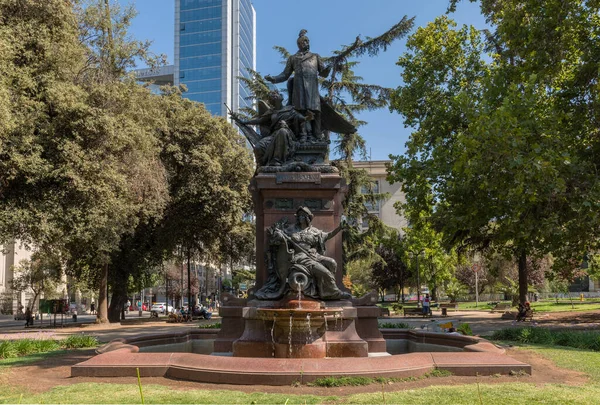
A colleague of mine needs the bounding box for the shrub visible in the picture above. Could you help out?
[0,334,98,360]
[198,322,221,329]
[378,322,413,329]
[311,376,373,387]
[492,327,600,351]
[0,341,17,359]
[427,369,453,377]
[457,323,473,336]
[37,339,61,353]
[63,334,99,349]
[391,302,403,312]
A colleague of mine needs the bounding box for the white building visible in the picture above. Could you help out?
[353,160,408,232]
[0,241,33,315]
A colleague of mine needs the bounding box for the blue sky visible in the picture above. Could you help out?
[126,0,487,161]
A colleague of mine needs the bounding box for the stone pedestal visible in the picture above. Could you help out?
[231,298,369,358]
[250,172,347,290]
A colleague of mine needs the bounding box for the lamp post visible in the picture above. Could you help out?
[472,263,481,308]
[409,250,425,306]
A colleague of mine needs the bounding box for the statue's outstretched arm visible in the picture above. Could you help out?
[324,223,344,242]
[265,57,294,84]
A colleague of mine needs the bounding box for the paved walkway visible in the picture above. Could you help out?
[2,309,595,343]
[0,310,515,342]
[380,310,520,335]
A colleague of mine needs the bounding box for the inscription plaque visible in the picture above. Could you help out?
[276,172,321,184]
[273,199,294,210]
[304,199,322,211]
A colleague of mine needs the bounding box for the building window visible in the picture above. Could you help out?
[361,180,380,195]
[180,23,186,31]
[361,217,370,229]
[362,180,380,212]
[180,71,185,78]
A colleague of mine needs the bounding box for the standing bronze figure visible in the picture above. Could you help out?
[265,30,331,140]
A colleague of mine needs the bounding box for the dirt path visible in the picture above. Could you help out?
[1,345,589,397]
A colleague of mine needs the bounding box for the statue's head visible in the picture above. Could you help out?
[267,89,284,105]
[295,206,314,225]
[275,120,289,130]
[297,29,310,52]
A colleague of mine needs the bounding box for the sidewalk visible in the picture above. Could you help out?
[380,310,518,336]
[3,309,597,343]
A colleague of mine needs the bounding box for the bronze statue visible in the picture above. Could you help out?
[229,31,357,171]
[229,90,304,166]
[255,206,351,300]
[265,30,330,140]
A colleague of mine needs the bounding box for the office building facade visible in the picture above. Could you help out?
[173,0,256,116]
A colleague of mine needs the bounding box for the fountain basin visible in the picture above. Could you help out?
[235,301,362,358]
[72,329,531,384]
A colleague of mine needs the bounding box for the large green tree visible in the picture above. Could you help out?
[158,87,254,308]
[389,1,600,304]
[0,0,169,323]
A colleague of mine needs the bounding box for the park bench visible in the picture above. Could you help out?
[403,307,431,317]
[439,302,459,317]
[491,303,513,313]
[379,307,391,317]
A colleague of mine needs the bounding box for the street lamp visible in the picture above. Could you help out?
[409,250,425,306]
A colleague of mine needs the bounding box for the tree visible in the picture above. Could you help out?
[371,230,409,302]
[232,269,255,296]
[158,86,254,308]
[389,1,600,305]
[11,250,62,312]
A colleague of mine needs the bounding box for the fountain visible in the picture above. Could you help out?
[71,29,532,385]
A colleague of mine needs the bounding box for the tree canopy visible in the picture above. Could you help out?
[389,0,600,304]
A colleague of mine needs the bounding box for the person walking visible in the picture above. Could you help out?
[422,294,431,316]
[24,307,33,327]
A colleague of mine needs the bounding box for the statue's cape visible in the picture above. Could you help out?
[320,97,356,134]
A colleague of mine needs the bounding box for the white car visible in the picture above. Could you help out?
[150,303,174,315]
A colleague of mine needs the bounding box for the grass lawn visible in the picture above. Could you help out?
[379,298,600,312]
[1,343,600,404]
[453,299,600,312]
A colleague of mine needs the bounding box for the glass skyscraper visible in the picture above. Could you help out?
[174,0,256,116]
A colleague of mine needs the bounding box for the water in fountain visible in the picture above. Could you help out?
[297,289,302,309]
[271,314,276,358]
[306,313,312,344]
[323,313,329,357]
[288,313,293,358]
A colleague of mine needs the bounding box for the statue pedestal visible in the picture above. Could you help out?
[250,172,347,290]
[215,172,386,357]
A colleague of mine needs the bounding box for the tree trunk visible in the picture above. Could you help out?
[518,250,528,305]
[96,264,109,323]
[108,267,128,323]
[187,248,192,310]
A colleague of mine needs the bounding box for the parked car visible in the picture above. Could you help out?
[150,303,174,315]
